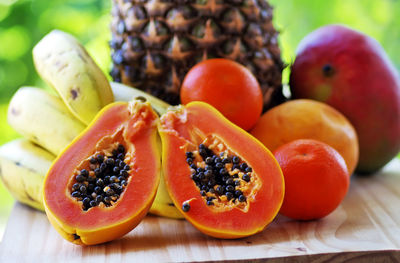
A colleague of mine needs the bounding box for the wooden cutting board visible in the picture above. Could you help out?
[1,160,400,262]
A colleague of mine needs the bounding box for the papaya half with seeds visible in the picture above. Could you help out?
[43,100,161,245]
[159,101,285,239]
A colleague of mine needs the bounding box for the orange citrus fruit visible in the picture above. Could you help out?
[274,139,350,220]
[181,59,263,131]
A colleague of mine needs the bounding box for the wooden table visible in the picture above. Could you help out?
[1,160,399,262]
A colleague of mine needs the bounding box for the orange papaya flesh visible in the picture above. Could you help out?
[43,101,160,245]
[159,101,284,239]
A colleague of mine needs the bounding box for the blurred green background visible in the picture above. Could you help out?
[0,0,399,239]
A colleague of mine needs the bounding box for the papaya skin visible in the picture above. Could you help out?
[43,101,160,245]
[159,101,285,239]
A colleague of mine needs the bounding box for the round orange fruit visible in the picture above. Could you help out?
[180,58,263,131]
[274,139,350,220]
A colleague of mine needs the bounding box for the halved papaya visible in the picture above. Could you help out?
[159,101,285,239]
[43,101,160,245]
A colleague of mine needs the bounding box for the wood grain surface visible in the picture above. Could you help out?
[0,160,399,263]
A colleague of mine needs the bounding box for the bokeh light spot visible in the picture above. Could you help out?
[0,26,31,60]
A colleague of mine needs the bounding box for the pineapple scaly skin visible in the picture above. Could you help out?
[110,0,285,110]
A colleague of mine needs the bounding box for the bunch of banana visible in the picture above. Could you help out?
[1,30,183,219]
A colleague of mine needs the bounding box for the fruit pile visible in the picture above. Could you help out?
[1,30,182,221]
[0,3,399,247]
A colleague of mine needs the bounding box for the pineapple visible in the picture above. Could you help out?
[110,0,285,110]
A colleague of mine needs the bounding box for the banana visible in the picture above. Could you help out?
[32,30,114,125]
[0,139,55,211]
[7,87,86,156]
[150,171,184,219]
[111,82,170,115]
